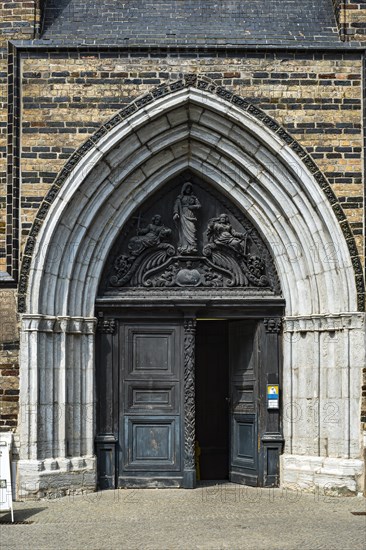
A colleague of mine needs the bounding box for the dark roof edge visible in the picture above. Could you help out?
[8,39,366,53]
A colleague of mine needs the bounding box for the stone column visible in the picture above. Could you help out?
[281,313,365,495]
[17,315,97,499]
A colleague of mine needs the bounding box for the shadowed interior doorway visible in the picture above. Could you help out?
[195,320,229,480]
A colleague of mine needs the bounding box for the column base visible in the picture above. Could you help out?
[281,454,364,496]
[183,469,196,489]
[16,457,97,500]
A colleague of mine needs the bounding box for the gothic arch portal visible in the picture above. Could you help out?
[17,77,364,497]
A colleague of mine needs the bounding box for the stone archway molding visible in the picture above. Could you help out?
[16,74,364,498]
[18,74,364,314]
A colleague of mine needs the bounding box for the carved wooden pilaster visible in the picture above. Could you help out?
[183,318,196,488]
[260,317,283,486]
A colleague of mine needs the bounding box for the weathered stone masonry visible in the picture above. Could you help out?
[15,78,364,496]
[0,1,365,496]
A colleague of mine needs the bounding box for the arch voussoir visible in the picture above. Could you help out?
[16,79,364,500]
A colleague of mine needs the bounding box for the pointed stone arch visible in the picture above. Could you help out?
[18,74,363,315]
[17,75,364,498]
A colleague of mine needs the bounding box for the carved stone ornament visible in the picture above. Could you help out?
[97,316,117,334]
[173,182,201,254]
[264,318,282,333]
[109,214,174,287]
[102,177,281,294]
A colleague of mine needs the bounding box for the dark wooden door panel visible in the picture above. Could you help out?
[96,312,283,489]
[229,320,259,485]
[123,416,180,470]
[258,319,283,487]
[124,325,178,379]
[230,414,258,485]
[125,381,178,413]
[119,320,183,486]
[96,438,116,490]
[232,384,255,413]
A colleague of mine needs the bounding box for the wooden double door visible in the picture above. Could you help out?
[95,312,283,489]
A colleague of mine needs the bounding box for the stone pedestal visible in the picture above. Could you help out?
[17,315,97,499]
[281,313,365,495]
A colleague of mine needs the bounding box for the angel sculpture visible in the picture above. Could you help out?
[206,213,248,256]
[128,215,171,256]
[204,213,268,288]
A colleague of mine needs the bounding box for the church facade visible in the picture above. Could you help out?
[0,1,365,498]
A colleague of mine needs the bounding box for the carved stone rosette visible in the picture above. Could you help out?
[183,318,196,483]
[97,315,116,334]
[264,318,282,333]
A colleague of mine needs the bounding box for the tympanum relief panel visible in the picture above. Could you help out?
[99,173,280,296]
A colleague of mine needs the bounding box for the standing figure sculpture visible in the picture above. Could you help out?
[173,182,201,254]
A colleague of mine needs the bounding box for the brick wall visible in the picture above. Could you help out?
[0,1,39,44]
[0,289,19,432]
[341,1,366,40]
[18,51,364,265]
[0,1,41,431]
[332,0,342,27]
[0,1,41,272]
[331,2,366,41]
[0,48,5,272]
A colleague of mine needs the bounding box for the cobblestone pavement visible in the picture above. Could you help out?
[1,484,365,550]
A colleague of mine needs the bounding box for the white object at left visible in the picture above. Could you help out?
[0,432,14,522]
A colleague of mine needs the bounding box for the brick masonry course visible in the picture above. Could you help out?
[0,1,41,273]
[343,1,366,41]
[17,51,364,264]
[0,289,19,432]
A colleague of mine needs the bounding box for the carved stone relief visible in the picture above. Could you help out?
[101,175,281,294]
[173,182,201,254]
[264,318,282,333]
[96,315,116,334]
